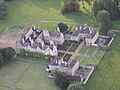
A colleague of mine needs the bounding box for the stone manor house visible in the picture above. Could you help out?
[16,25,114,84]
[16,25,113,56]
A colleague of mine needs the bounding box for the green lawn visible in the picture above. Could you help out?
[0,0,98,35]
[0,0,120,90]
[86,46,96,55]
[80,57,100,65]
[15,63,59,90]
[95,50,106,60]
[0,87,10,90]
[79,46,89,54]
[77,46,107,66]
[0,60,59,90]
[0,61,30,86]
[75,55,82,61]
[84,33,120,90]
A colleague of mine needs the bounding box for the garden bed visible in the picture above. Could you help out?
[58,53,64,57]
[19,49,52,61]
[68,44,79,52]
[63,54,72,62]
[57,41,71,51]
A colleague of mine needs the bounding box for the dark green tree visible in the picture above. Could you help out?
[114,0,120,5]
[102,0,120,20]
[54,71,70,90]
[4,0,12,1]
[0,47,16,62]
[93,0,120,20]
[61,0,80,13]
[0,53,4,66]
[57,22,68,33]
[93,0,104,17]
[118,1,120,8]
[0,0,6,18]
[78,0,93,13]
[78,0,93,8]
[67,83,84,90]
[97,10,112,35]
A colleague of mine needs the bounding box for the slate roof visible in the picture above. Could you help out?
[86,29,97,39]
[50,56,78,68]
[19,26,55,51]
[94,36,113,46]
[49,31,61,38]
[65,27,98,39]
[72,30,79,36]
[64,34,71,40]
[78,27,90,34]
[78,27,98,39]
[69,59,77,68]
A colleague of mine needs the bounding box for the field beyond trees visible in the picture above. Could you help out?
[0,0,120,90]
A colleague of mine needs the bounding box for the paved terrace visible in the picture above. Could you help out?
[58,50,74,55]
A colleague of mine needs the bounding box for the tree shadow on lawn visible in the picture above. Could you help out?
[63,11,99,27]
[112,19,120,29]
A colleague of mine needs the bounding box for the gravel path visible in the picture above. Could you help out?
[16,57,49,65]
[23,20,85,26]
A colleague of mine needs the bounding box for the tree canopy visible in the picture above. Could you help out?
[93,0,120,20]
[61,0,80,13]
[0,0,6,19]
[54,71,71,90]
[57,22,68,33]
[4,0,12,1]
[0,47,16,65]
[0,53,4,67]
[114,0,120,5]
[97,10,112,34]
[67,83,84,90]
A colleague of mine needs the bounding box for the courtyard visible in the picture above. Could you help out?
[57,40,106,65]
[76,46,106,65]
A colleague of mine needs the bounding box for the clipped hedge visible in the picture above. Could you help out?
[19,49,52,60]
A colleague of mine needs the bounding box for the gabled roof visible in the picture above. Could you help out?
[78,27,90,34]
[77,27,98,39]
[50,56,78,68]
[49,31,61,38]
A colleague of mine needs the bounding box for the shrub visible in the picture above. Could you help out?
[19,49,51,60]
[0,47,16,62]
[57,22,68,33]
[61,0,80,13]
[54,71,71,90]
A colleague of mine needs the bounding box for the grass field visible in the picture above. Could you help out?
[0,0,120,90]
[76,46,106,65]
[0,61,30,86]
[85,46,96,55]
[0,0,98,35]
[79,46,89,54]
[80,57,100,65]
[84,33,120,90]
[0,60,59,90]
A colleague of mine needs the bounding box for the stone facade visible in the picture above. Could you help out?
[85,30,99,46]
[16,26,65,56]
[48,57,80,76]
[16,25,113,57]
